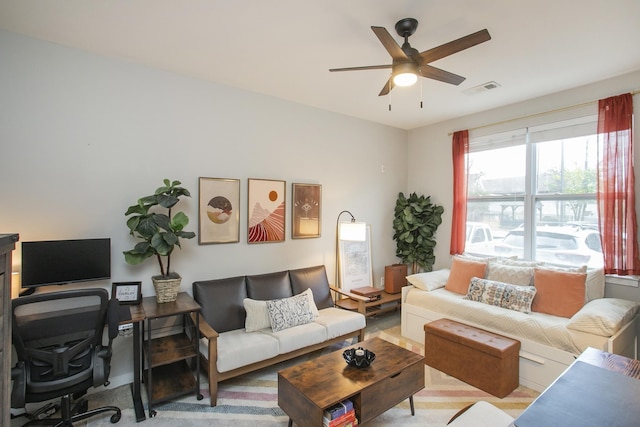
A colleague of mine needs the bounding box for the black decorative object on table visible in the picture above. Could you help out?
[343,347,376,369]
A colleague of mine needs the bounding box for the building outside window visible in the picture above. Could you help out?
[465,115,604,269]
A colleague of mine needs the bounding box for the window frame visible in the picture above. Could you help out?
[465,114,601,267]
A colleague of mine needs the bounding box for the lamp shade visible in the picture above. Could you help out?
[338,221,367,241]
[393,62,418,87]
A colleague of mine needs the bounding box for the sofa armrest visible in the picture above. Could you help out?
[192,312,220,340]
[329,285,371,302]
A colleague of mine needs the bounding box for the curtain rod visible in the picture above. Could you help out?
[448,88,640,136]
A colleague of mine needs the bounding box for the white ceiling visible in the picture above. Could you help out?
[1,1,639,130]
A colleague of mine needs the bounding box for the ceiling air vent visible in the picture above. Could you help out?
[463,81,501,96]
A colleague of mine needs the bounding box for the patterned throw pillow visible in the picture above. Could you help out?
[266,293,315,332]
[465,277,536,314]
[466,277,505,306]
[501,283,537,313]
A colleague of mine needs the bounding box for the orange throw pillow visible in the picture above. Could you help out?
[445,257,487,295]
[532,268,587,318]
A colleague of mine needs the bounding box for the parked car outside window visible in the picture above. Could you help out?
[494,225,603,268]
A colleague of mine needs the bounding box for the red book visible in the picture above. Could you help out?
[324,409,356,427]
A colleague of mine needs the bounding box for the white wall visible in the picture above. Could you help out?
[408,70,640,271]
[0,30,408,386]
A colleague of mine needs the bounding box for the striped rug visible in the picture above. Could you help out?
[85,327,538,426]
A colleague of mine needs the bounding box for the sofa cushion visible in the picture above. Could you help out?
[567,298,640,337]
[204,329,279,373]
[465,277,536,313]
[246,270,293,300]
[406,268,450,291]
[260,322,328,354]
[243,298,271,332]
[193,276,247,333]
[486,262,534,286]
[244,288,319,333]
[266,292,315,332]
[290,265,334,309]
[314,307,366,339]
[445,257,488,294]
[532,268,587,318]
[465,277,506,307]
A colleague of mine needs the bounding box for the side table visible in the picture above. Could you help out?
[335,290,402,317]
[141,292,203,417]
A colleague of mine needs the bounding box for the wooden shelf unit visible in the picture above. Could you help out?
[141,292,202,416]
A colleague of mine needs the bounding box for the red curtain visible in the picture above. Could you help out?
[450,130,469,255]
[597,93,640,275]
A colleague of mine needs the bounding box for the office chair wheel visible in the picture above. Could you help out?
[149,409,157,417]
[197,393,203,400]
[78,399,89,414]
[110,412,121,423]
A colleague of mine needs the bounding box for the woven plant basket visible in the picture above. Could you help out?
[152,274,182,303]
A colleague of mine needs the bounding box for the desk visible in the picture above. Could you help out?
[119,303,146,422]
[514,347,640,427]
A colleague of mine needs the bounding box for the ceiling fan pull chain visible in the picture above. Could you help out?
[388,79,392,111]
[420,78,424,109]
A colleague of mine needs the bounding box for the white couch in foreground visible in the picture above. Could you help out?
[401,257,639,392]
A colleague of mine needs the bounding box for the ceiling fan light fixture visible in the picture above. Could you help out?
[392,62,418,87]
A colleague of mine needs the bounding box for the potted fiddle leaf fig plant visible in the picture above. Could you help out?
[392,192,444,274]
[124,179,196,303]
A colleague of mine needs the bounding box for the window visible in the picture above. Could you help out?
[465,116,604,269]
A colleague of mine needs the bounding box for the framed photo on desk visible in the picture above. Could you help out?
[112,281,142,305]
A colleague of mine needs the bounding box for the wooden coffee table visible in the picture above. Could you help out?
[278,337,424,427]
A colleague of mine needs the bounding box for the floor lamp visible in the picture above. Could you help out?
[335,210,367,289]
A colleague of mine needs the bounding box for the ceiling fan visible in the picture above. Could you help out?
[329,18,491,96]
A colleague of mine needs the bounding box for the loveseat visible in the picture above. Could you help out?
[193,265,366,406]
[401,256,640,392]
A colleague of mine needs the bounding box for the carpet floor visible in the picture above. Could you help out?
[11,312,539,426]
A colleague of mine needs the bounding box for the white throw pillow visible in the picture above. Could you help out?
[585,268,605,302]
[243,298,271,332]
[301,287,320,317]
[406,268,450,291]
[567,298,639,337]
[486,262,535,286]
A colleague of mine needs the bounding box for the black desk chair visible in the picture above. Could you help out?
[11,288,121,426]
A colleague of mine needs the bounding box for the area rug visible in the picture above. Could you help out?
[81,327,538,427]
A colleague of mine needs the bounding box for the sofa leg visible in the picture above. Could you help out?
[358,329,365,342]
[209,380,218,407]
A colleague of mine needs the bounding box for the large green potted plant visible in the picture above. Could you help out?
[124,179,196,303]
[392,192,444,274]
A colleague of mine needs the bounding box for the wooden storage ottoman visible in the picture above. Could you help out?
[424,319,520,398]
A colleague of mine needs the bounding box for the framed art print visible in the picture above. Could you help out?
[112,281,142,305]
[338,225,373,292]
[199,177,240,244]
[247,178,285,243]
[292,183,321,238]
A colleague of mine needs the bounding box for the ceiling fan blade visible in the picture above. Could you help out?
[416,29,491,65]
[418,64,466,85]
[371,26,408,61]
[329,64,392,72]
[378,78,395,96]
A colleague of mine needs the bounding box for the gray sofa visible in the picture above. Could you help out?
[193,265,366,406]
